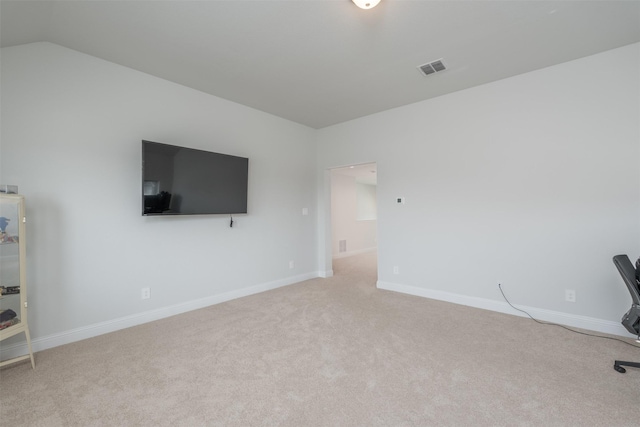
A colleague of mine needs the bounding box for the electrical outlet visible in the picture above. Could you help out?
[289,260,294,269]
[565,289,576,303]
[141,287,151,300]
[393,266,399,275]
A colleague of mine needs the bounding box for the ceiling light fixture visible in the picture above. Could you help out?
[352,0,380,10]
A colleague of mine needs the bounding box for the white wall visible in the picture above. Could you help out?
[0,43,318,351]
[330,172,377,258]
[2,41,638,357]
[317,43,640,335]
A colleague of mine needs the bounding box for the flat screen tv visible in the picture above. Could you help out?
[142,140,248,216]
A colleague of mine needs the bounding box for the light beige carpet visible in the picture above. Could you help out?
[1,251,639,426]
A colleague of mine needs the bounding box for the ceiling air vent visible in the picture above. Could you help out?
[418,59,446,77]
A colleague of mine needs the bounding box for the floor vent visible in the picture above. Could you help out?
[418,59,446,76]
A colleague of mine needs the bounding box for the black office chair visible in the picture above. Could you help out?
[612,254,640,373]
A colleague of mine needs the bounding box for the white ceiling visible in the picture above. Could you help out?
[1,0,639,129]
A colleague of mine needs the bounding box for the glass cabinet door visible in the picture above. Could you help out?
[0,193,34,368]
[0,195,23,331]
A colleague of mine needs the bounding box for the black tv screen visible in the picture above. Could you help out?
[142,140,248,216]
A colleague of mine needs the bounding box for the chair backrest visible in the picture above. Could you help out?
[613,254,640,306]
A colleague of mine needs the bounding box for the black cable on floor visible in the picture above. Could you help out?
[498,283,640,349]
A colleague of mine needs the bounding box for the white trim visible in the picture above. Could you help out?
[376,280,636,338]
[332,246,377,259]
[0,272,319,362]
[318,270,334,278]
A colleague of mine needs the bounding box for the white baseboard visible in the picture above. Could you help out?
[333,246,377,259]
[0,271,319,362]
[318,270,334,278]
[376,280,636,339]
[5,274,633,362]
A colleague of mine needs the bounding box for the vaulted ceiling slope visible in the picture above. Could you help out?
[1,0,639,129]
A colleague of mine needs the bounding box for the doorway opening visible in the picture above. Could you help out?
[329,163,378,281]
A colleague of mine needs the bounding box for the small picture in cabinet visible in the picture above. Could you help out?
[0,209,19,244]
